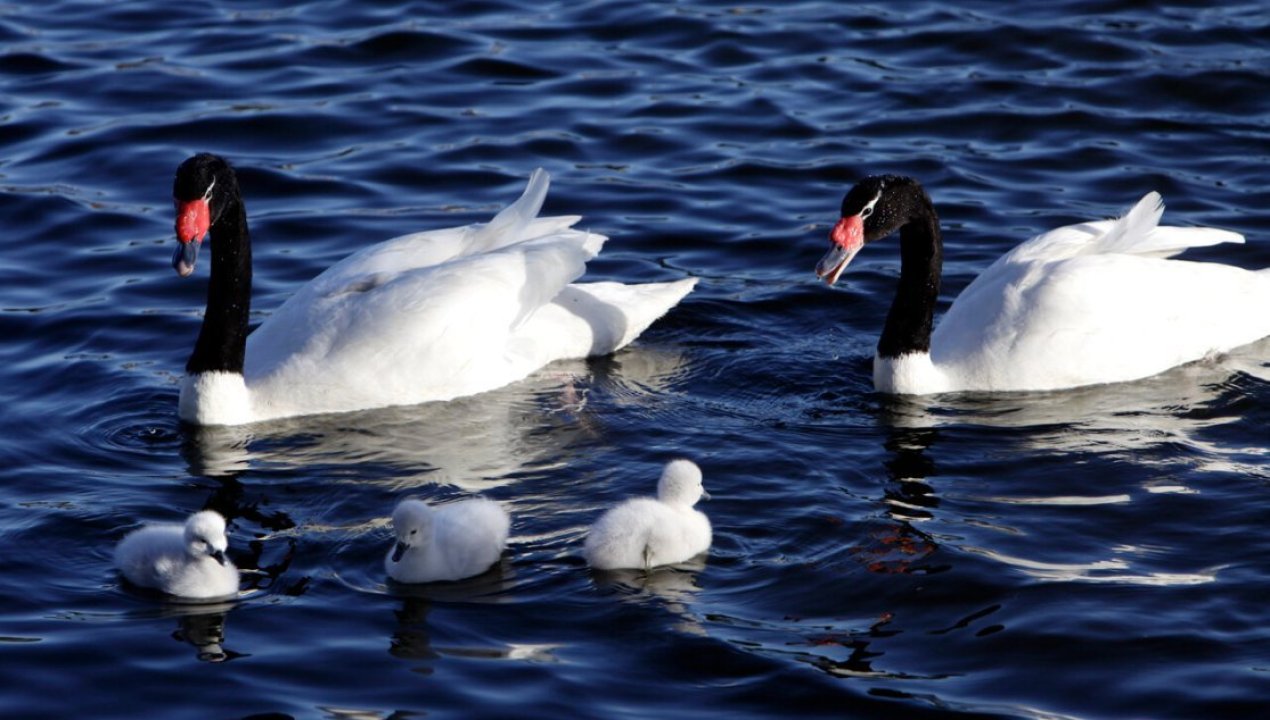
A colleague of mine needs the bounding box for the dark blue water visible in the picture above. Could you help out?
[3,1,1269,717]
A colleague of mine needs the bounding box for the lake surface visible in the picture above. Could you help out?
[2,1,1268,717]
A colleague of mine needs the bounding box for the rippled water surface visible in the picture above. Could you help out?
[2,1,1269,718]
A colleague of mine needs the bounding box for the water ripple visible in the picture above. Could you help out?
[1,0,1268,718]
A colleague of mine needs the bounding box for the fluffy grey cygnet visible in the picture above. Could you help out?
[114,510,239,600]
[385,497,510,583]
[583,459,712,571]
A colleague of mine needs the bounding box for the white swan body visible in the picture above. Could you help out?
[915,195,1270,393]
[114,510,239,600]
[819,176,1270,394]
[172,156,696,425]
[584,459,712,571]
[385,498,510,583]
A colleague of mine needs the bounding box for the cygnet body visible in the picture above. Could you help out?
[584,459,712,570]
[114,510,239,600]
[385,497,510,583]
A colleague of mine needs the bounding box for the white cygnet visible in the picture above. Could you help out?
[114,510,239,600]
[385,497,510,583]
[584,459,712,571]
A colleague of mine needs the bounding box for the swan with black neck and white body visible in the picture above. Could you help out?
[170,154,697,426]
[816,175,1270,394]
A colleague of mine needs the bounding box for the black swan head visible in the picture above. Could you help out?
[172,153,241,277]
[816,174,935,286]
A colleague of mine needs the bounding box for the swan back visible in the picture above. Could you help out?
[992,192,1244,269]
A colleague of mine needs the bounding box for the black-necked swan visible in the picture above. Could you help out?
[114,510,239,600]
[170,154,697,425]
[815,175,1270,394]
[385,497,510,583]
[583,459,711,571]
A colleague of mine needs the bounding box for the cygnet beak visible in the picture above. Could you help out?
[700,489,712,501]
[391,541,409,563]
[210,549,227,566]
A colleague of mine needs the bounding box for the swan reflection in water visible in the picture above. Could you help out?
[877,335,1270,464]
[793,348,1267,683]
[178,345,693,492]
[868,345,1270,587]
[788,355,1265,682]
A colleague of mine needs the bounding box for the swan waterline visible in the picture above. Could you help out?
[816,175,1270,395]
[170,154,697,426]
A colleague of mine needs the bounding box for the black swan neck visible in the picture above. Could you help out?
[877,199,941,359]
[186,198,251,375]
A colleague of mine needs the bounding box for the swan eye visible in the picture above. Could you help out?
[858,191,882,219]
[201,179,216,202]
[410,529,418,536]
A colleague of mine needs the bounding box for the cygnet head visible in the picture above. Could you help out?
[184,510,230,566]
[656,459,708,508]
[390,499,435,562]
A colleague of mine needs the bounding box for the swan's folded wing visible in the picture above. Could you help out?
[935,252,1270,391]
[1119,225,1245,259]
[303,212,589,293]
[466,167,549,253]
[293,170,584,295]
[998,192,1243,267]
[244,227,603,408]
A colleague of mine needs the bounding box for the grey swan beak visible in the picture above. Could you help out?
[391,541,409,563]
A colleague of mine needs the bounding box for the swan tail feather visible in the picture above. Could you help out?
[470,168,551,252]
[1097,192,1164,255]
[1094,192,1245,258]
[564,277,698,355]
